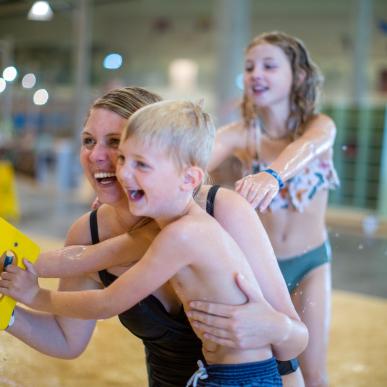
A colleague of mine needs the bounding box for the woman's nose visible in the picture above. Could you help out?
[89,143,108,162]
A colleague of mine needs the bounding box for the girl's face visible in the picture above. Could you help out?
[80,108,127,205]
[244,42,293,110]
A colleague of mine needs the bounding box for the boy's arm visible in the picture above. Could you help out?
[35,216,159,278]
[1,225,190,320]
[236,114,336,209]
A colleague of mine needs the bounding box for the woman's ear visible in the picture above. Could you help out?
[181,166,204,191]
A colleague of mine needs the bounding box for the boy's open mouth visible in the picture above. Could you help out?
[129,190,144,201]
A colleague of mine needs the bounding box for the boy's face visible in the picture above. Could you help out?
[116,135,184,219]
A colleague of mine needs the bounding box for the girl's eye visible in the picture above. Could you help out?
[264,63,277,70]
[82,137,95,149]
[245,63,254,72]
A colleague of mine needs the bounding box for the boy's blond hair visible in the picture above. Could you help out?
[122,100,215,171]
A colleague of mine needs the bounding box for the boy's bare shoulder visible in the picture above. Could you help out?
[157,214,211,249]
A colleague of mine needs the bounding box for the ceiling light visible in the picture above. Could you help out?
[28,1,53,21]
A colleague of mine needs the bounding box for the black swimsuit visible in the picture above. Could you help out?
[91,186,220,387]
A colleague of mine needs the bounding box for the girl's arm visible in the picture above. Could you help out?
[1,225,189,320]
[207,122,245,172]
[190,187,308,360]
[35,215,159,278]
[236,114,336,209]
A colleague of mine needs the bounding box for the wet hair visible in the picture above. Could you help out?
[86,86,162,122]
[241,31,323,138]
[122,100,215,171]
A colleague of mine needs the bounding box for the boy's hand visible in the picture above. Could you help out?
[0,259,40,307]
[187,274,276,349]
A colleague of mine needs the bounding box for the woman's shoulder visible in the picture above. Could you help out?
[65,211,94,246]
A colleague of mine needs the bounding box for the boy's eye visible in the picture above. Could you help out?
[135,160,148,169]
[117,154,125,164]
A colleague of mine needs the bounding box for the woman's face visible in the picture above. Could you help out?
[80,107,128,205]
[244,42,293,110]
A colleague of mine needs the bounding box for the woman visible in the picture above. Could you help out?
[5,86,307,386]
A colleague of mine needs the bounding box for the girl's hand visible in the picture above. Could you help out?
[187,274,276,349]
[0,259,40,307]
[235,172,279,211]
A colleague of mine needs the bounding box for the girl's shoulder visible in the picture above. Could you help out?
[304,113,336,134]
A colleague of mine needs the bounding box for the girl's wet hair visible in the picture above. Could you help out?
[242,31,323,138]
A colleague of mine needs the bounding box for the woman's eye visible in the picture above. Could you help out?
[108,138,121,148]
[82,137,95,148]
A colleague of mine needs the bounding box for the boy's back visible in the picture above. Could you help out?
[155,201,273,365]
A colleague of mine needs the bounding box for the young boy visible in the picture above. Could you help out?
[1,100,283,386]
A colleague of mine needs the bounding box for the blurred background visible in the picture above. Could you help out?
[0,0,386,386]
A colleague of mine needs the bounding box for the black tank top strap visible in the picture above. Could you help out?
[89,209,100,244]
[206,185,220,217]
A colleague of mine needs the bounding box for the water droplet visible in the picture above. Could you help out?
[341,145,348,151]
[334,232,340,238]
[358,244,364,250]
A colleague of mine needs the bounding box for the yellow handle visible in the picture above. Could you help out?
[0,217,40,330]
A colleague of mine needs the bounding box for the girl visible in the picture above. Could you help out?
[207,31,339,387]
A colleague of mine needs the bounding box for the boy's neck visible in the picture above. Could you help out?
[155,195,196,229]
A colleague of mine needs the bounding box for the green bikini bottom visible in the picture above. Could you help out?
[278,240,332,293]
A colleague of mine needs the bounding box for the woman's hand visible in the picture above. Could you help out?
[187,274,278,349]
[0,259,40,307]
[235,172,280,211]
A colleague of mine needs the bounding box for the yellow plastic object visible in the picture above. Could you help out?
[0,217,40,330]
[0,161,20,221]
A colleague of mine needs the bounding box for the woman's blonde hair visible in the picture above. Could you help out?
[241,31,323,138]
[86,86,162,122]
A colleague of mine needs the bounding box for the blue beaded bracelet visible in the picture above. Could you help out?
[261,168,285,190]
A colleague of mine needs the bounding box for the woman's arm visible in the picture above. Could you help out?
[34,215,159,278]
[192,187,308,360]
[7,276,98,358]
[236,114,336,209]
[5,214,101,358]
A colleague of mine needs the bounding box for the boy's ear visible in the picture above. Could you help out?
[181,166,204,191]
